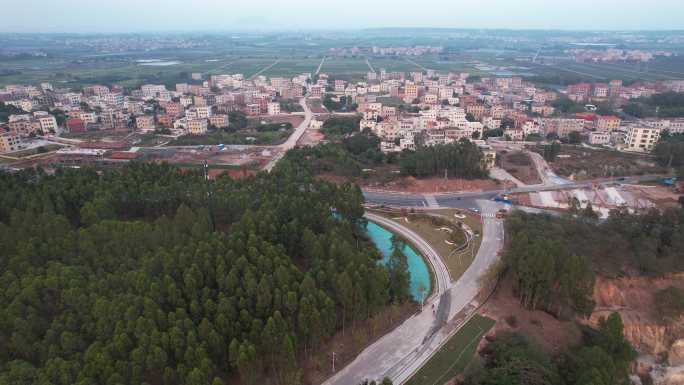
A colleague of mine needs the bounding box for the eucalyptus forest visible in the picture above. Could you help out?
[0,161,411,385]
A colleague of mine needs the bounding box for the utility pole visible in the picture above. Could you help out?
[332,352,336,373]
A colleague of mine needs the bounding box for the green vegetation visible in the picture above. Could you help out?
[169,115,294,146]
[542,142,562,162]
[653,132,684,168]
[279,100,304,113]
[399,140,488,179]
[655,286,684,320]
[552,97,586,114]
[467,313,636,385]
[323,95,357,112]
[505,209,684,315]
[405,315,495,385]
[229,111,249,130]
[286,134,384,178]
[170,129,292,146]
[290,117,489,184]
[0,162,412,385]
[624,92,684,118]
[321,116,363,139]
[0,102,25,123]
[505,212,596,318]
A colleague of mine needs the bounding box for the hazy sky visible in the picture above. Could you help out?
[3,0,683,33]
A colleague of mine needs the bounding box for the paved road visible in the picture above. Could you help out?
[316,57,326,75]
[248,59,281,80]
[324,203,505,385]
[264,97,313,171]
[363,174,664,210]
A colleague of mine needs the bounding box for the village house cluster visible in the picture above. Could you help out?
[0,73,311,153]
[309,68,684,156]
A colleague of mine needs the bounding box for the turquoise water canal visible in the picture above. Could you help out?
[365,221,432,302]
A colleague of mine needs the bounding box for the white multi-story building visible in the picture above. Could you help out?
[625,126,661,152]
[589,131,611,145]
[540,118,585,138]
[38,116,58,134]
[644,119,684,135]
[141,84,168,100]
[267,102,281,116]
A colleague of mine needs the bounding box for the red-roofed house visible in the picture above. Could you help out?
[66,118,86,133]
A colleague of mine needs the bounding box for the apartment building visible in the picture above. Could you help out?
[540,118,585,138]
[187,119,208,135]
[593,83,609,98]
[267,102,281,116]
[404,83,418,102]
[80,112,97,124]
[596,116,621,131]
[0,131,23,153]
[310,86,323,99]
[141,84,167,99]
[589,131,611,145]
[136,115,155,131]
[644,118,684,135]
[625,126,661,152]
[38,116,58,134]
[209,114,229,129]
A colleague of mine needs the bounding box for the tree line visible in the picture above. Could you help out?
[653,131,684,169]
[399,140,488,179]
[624,92,684,118]
[0,161,412,385]
[466,313,636,385]
[503,207,684,319]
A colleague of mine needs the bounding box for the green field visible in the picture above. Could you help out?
[405,315,496,385]
[168,129,292,146]
[261,57,323,77]
[319,57,372,76]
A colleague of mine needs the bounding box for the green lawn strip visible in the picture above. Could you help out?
[168,129,292,146]
[405,315,495,385]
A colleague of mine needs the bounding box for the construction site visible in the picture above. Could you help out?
[516,182,682,217]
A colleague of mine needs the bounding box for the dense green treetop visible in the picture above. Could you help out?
[0,161,409,385]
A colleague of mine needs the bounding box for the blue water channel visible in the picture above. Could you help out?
[365,221,432,302]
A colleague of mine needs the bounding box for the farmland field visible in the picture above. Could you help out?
[261,57,323,77]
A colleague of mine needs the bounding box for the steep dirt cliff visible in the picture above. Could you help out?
[589,274,684,384]
[589,274,684,355]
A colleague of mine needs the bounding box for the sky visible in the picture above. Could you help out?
[2,0,683,33]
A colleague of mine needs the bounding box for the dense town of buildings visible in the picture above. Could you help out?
[0,72,311,153]
[1,63,684,158]
[307,68,684,156]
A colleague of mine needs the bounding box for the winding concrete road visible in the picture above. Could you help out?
[324,202,505,385]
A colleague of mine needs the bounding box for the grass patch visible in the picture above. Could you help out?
[405,314,496,385]
[531,144,668,180]
[7,144,63,158]
[370,208,482,282]
[168,129,292,146]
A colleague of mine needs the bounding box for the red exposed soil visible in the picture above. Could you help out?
[479,277,582,355]
[363,176,499,194]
